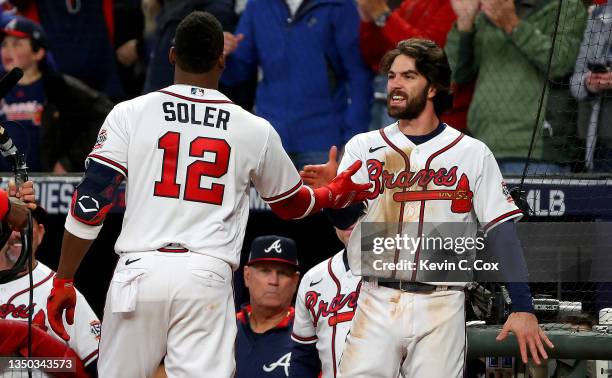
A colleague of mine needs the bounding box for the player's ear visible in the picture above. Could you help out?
[169,47,176,66]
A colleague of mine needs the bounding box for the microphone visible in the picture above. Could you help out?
[0,125,28,186]
[0,68,24,101]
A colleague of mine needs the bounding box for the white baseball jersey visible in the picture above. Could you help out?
[0,263,100,365]
[79,84,301,269]
[338,123,522,281]
[292,250,361,378]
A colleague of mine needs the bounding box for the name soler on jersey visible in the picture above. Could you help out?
[162,102,231,130]
[372,259,499,272]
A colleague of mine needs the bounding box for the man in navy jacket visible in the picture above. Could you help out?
[222,0,373,168]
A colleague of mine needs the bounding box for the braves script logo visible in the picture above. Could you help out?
[0,303,36,319]
[367,159,458,198]
[305,291,358,326]
[366,159,473,213]
[263,352,291,377]
[264,240,282,254]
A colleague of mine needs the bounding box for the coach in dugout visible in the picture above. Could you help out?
[235,236,301,378]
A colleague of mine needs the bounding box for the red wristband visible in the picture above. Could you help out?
[53,277,74,288]
[0,190,9,221]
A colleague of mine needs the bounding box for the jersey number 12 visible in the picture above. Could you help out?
[154,132,230,205]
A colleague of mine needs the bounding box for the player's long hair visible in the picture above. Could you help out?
[380,38,453,115]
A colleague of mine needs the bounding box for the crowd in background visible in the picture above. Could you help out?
[0,0,609,176]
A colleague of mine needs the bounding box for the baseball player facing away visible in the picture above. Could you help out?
[0,206,100,374]
[301,39,554,377]
[290,209,362,378]
[45,11,371,378]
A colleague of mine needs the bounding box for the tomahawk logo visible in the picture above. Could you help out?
[263,352,291,376]
[264,239,282,254]
[78,195,100,213]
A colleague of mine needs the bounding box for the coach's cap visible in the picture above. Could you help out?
[1,17,48,49]
[247,236,299,268]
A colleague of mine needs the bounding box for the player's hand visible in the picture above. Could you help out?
[300,146,339,188]
[325,160,372,208]
[8,180,36,210]
[496,312,554,365]
[47,277,77,341]
[223,32,244,56]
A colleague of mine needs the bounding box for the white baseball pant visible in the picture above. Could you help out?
[338,282,466,378]
[98,251,235,378]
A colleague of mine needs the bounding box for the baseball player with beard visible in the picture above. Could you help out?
[45,11,370,378]
[290,208,362,378]
[301,38,553,377]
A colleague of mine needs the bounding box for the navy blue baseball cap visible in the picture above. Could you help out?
[247,236,299,268]
[1,17,48,49]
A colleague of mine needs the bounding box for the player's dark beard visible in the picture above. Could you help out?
[387,85,428,120]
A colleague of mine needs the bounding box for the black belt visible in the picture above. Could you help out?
[367,278,463,292]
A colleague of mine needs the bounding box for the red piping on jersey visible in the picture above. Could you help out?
[82,350,99,365]
[157,90,235,104]
[6,271,54,305]
[88,154,128,177]
[291,332,318,342]
[379,128,410,280]
[483,209,523,233]
[327,257,341,378]
[157,247,189,253]
[261,181,303,202]
[411,133,465,281]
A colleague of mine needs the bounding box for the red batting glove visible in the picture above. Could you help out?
[47,277,76,341]
[318,161,372,209]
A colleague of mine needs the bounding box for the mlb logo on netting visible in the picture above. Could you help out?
[191,88,205,97]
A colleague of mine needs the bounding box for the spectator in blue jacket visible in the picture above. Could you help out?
[235,236,300,378]
[222,0,373,168]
